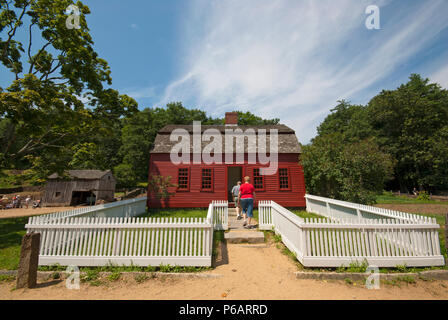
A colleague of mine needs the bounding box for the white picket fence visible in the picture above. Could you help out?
[210,200,229,230]
[259,200,444,267]
[25,199,228,267]
[26,216,213,267]
[305,194,428,223]
[35,197,147,223]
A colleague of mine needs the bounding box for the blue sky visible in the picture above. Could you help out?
[2,0,448,143]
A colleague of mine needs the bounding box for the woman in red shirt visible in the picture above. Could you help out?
[238,176,256,229]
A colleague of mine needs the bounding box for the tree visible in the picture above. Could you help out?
[0,0,136,174]
[113,163,138,188]
[367,74,448,192]
[232,111,279,125]
[302,134,394,204]
[316,100,372,142]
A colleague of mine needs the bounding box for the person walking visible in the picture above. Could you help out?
[238,176,256,229]
[25,195,32,209]
[231,181,242,220]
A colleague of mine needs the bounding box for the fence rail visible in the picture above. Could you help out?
[35,197,147,223]
[259,199,444,267]
[211,200,228,230]
[25,198,226,267]
[305,194,430,223]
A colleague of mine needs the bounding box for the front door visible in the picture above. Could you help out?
[227,166,242,202]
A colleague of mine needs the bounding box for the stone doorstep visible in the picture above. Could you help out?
[224,231,265,244]
[0,270,222,281]
[295,269,448,281]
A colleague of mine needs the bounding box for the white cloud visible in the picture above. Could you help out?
[124,86,156,99]
[430,64,448,89]
[131,23,139,30]
[157,0,448,143]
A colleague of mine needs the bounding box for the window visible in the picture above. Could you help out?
[253,168,264,190]
[55,192,61,197]
[201,168,213,191]
[279,168,290,190]
[177,168,189,190]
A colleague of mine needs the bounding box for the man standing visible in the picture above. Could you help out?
[231,181,242,220]
[238,176,256,229]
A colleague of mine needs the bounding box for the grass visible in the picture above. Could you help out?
[336,260,369,273]
[291,210,323,220]
[134,273,150,283]
[0,274,15,282]
[382,275,417,287]
[38,263,211,273]
[0,217,27,270]
[141,208,207,219]
[375,193,447,205]
[107,271,121,282]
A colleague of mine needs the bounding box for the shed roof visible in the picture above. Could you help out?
[48,170,112,180]
[151,124,301,154]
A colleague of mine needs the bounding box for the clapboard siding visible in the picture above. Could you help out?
[44,171,116,206]
[148,154,306,208]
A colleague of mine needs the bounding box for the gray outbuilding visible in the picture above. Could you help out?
[43,170,116,207]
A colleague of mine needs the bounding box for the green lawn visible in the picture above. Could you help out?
[375,193,448,205]
[142,208,207,219]
[0,217,27,270]
[291,210,323,220]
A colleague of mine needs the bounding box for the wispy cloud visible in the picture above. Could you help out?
[131,23,139,30]
[156,0,448,142]
[124,86,156,99]
[430,64,448,88]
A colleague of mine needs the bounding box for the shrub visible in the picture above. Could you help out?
[417,191,430,201]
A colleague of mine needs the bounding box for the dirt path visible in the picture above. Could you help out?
[0,206,78,219]
[1,241,448,300]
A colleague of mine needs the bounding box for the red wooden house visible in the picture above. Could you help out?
[147,112,306,208]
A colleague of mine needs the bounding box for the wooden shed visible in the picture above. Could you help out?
[43,170,116,207]
[148,112,306,208]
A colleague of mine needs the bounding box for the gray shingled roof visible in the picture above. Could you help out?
[151,125,301,154]
[48,170,111,180]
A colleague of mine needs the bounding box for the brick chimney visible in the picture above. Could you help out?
[225,112,238,126]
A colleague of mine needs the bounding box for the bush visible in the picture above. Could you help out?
[417,191,430,201]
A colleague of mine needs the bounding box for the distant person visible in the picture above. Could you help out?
[12,195,21,208]
[413,187,419,196]
[32,199,41,209]
[0,195,7,209]
[25,195,32,209]
[238,176,256,229]
[231,181,242,220]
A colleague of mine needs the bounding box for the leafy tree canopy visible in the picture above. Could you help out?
[303,74,448,201]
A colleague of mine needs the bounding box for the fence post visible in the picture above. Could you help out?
[445,213,448,266]
[16,232,41,289]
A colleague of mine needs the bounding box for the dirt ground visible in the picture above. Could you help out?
[0,206,79,219]
[1,242,448,300]
[375,204,448,215]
